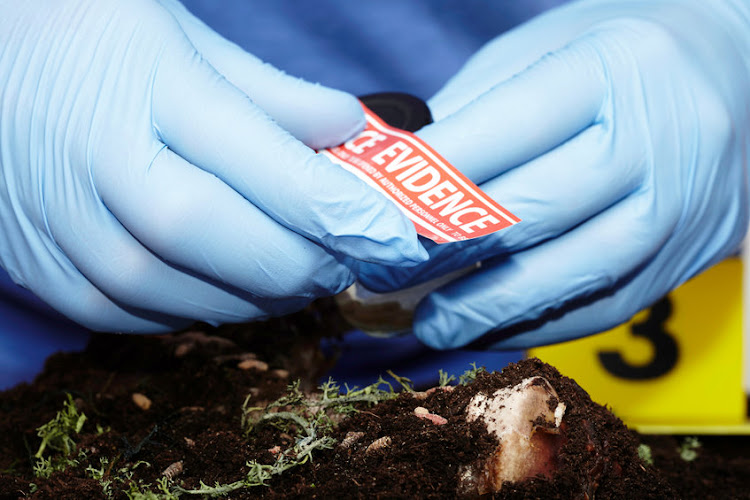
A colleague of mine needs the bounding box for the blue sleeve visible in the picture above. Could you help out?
[0,268,89,389]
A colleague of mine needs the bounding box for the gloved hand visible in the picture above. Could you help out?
[357,0,750,349]
[0,0,425,333]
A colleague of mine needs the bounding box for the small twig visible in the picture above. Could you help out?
[358,411,380,419]
[122,424,159,461]
[386,370,414,393]
[23,434,35,470]
[104,453,119,479]
[99,372,116,395]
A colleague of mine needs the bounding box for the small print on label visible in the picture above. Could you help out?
[320,102,520,244]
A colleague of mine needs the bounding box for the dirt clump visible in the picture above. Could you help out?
[262,358,671,499]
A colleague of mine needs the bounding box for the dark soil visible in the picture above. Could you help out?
[1,303,749,499]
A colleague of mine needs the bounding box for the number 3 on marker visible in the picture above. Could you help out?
[597,297,680,380]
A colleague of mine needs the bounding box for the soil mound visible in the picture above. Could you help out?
[1,316,748,499]
[264,358,671,499]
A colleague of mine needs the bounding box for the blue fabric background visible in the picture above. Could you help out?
[182,0,563,98]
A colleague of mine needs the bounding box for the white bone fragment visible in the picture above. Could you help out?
[460,376,566,495]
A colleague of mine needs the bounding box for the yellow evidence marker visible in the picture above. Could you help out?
[530,257,747,434]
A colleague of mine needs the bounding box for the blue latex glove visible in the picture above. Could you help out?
[358,0,750,349]
[0,0,425,333]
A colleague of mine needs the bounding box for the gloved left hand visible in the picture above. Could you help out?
[357,0,750,349]
[0,0,425,333]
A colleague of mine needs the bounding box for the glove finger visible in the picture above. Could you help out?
[471,250,737,351]
[14,243,189,334]
[429,4,597,119]
[151,40,426,267]
[417,36,608,186]
[157,0,364,150]
[466,277,665,351]
[47,191,291,325]
[413,187,679,350]
[58,282,189,334]
[98,147,355,301]
[358,123,641,291]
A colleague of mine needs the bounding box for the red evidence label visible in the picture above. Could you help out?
[320,103,520,244]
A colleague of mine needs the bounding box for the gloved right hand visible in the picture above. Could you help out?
[0,0,425,333]
[356,0,750,350]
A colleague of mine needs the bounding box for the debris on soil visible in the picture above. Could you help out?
[1,305,749,499]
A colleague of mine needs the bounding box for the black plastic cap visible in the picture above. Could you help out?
[359,92,433,132]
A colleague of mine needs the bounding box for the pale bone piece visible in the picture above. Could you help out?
[459,376,566,495]
[414,406,430,416]
[131,393,152,411]
[162,461,183,480]
[174,343,193,358]
[412,385,455,400]
[237,359,269,372]
[365,436,392,454]
[212,352,258,364]
[165,331,238,358]
[339,431,365,449]
[413,406,448,426]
